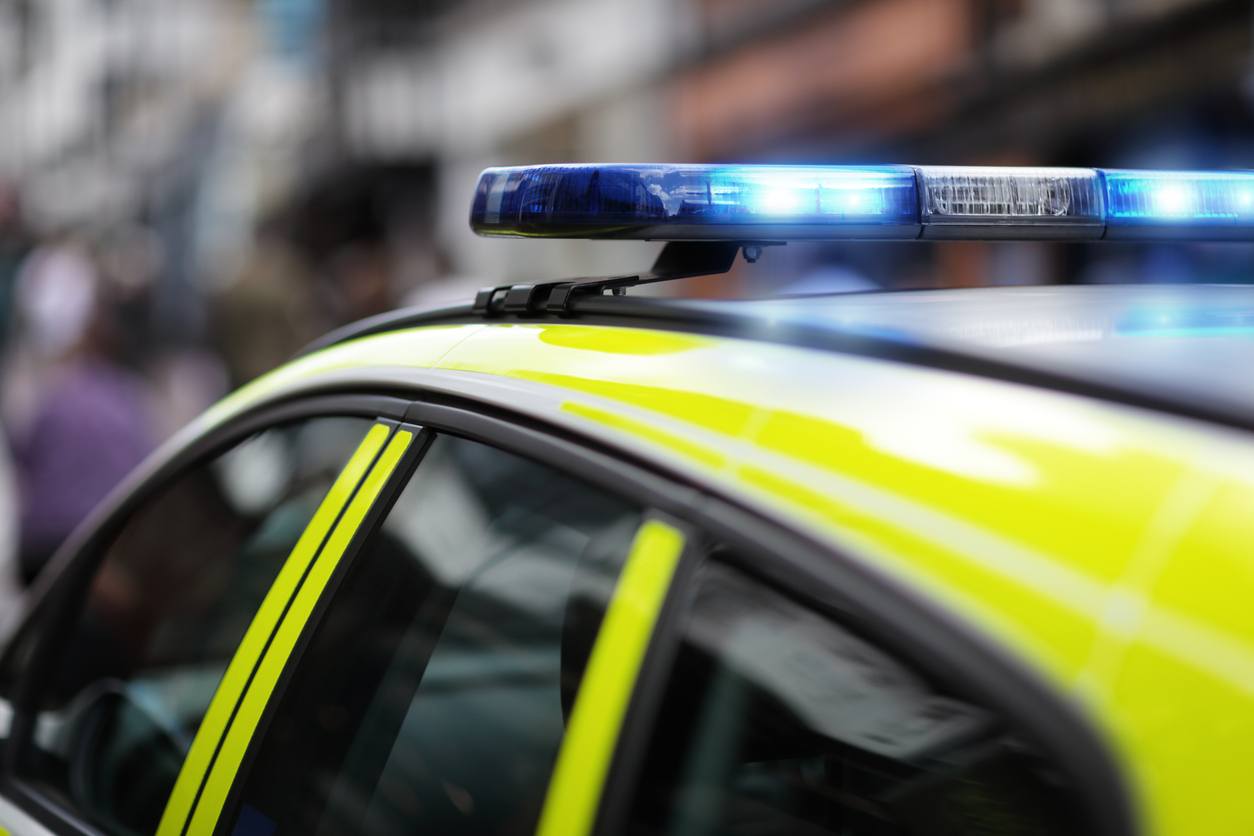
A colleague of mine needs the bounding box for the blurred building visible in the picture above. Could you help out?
[0,0,1251,314]
[664,0,1254,290]
[322,0,1254,293]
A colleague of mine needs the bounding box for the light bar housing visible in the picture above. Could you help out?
[470,164,1254,241]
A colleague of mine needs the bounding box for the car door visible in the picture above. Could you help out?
[0,399,419,835]
[200,428,680,836]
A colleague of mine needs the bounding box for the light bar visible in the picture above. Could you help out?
[470,164,1254,241]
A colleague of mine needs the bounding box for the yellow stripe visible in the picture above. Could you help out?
[536,519,686,836]
[186,429,414,835]
[156,422,392,836]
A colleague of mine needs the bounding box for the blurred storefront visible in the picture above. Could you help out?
[1,0,1251,307]
[665,0,1254,291]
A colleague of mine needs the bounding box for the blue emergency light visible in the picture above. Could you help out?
[470,164,1254,241]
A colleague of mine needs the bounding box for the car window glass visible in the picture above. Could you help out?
[224,433,644,836]
[622,560,1092,836]
[15,416,374,836]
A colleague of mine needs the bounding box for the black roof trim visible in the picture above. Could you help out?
[299,292,1254,435]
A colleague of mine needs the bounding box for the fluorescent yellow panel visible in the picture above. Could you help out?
[155,422,392,836]
[197,324,482,432]
[1102,468,1254,836]
[185,430,414,835]
[536,519,685,836]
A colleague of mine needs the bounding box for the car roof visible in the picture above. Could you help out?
[233,277,1253,836]
[310,282,1254,432]
[706,283,1254,421]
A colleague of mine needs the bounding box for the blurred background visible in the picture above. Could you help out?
[1,0,1253,601]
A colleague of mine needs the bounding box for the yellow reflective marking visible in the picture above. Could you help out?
[537,519,685,836]
[186,429,414,835]
[561,401,728,471]
[155,422,392,836]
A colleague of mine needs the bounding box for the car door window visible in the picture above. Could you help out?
[620,560,1093,836]
[222,433,645,836]
[13,416,376,836]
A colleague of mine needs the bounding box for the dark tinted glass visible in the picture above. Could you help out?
[623,562,1090,836]
[225,434,643,836]
[17,417,373,836]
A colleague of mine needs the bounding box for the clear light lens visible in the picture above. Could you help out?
[1104,170,1254,225]
[918,167,1103,224]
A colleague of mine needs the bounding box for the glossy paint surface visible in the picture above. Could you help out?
[197,319,1254,836]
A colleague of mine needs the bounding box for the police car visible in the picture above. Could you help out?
[0,164,1252,836]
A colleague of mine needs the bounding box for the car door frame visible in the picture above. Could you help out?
[0,393,416,835]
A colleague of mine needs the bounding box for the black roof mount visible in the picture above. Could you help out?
[472,241,781,317]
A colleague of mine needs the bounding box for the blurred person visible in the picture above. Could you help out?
[95,224,164,367]
[211,227,328,386]
[0,430,20,633]
[0,186,29,617]
[0,183,32,353]
[326,241,397,323]
[400,244,482,308]
[2,233,100,428]
[145,350,230,440]
[98,224,229,438]
[6,235,156,586]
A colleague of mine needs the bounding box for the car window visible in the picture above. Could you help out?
[222,433,644,836]
[621,560,1092,836]
[13,416,376,836]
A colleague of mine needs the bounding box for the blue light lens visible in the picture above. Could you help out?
[1117,305,1254,338]
[470,164,921,240]
[1103,170,1254,237]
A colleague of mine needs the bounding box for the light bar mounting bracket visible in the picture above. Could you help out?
[472,241,780,317]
